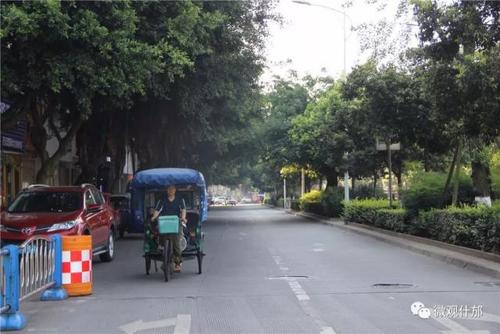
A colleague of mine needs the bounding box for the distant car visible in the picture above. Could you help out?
[241,197,252,204]
[0,184,116,262]
[227,198,237,206]
[213,197,226,205]
[109,194,131,238]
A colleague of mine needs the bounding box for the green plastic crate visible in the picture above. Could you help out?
[158,215,179,234]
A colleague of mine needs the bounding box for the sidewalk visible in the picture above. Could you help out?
[271,206,500,278]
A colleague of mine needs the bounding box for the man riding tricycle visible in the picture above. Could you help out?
[129,168,208,281]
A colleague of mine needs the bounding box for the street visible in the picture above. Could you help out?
[19,206,500,334]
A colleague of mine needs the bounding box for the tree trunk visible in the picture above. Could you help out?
[451,140,463,207]
[373,172,378,197]
[37,116,84,184]
[324,169,338,189]
[471,159,491,203]
[442,141,460,205]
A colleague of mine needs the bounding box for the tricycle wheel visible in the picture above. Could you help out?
[163,239,171,282]
[197,249,203,274]
[145,255,151,275]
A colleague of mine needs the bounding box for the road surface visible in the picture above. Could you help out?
[19,205,500,334]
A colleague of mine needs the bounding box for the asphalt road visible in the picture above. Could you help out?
[19,205,500,334]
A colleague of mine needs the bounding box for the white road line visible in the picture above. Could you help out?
[320,326,337,334]
[433,317,490,334]
[269,249,336,334]
[174,314,191,334]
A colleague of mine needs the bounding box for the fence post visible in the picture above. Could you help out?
[41,234,68,301]
[0,245,26,331]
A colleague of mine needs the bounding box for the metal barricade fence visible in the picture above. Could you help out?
[0,248,9,314]
[19,236,55,301]
[0,234,67,331]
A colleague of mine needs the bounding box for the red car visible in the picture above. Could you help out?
[0,184,116,262]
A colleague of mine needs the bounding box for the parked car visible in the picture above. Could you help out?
[227,198,237,206]
[240,197,252,204]
[0,184,116,262]
[213,196,226,205]
[109,193,131,238]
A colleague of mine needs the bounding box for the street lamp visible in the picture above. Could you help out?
[292,0,352,76]
[292,0,352,201]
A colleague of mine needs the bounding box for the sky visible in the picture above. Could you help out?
[262,0,419,84]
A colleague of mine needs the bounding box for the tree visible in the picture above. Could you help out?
[128,0,277,184]
[289,84,349,188]
[412,0,500,203]
[1,1,163,182]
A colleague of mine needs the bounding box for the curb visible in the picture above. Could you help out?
[271,206,500,278]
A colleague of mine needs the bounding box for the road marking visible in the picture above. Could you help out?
[119,317,177,334]
[320,326,337,334]
[312,248,324,252]
[434,317,490,334]
[468,313,500,325]
[174,314,191,334]
[288,279,310,301]
[269,249,336,334]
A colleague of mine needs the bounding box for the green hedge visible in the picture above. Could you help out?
[374,209,408,233]
[300,188,344,217]
[401,172,474,216]
[343,199,399,225]
[414,206,500,253]
[343,199,499,254]
[352,184,386,199]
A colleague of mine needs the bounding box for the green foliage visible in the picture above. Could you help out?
[401,171,474,215]
[491,149,500,198]
[374,209,408,233]
[415,206,500,254]
[352,184,386,199]
[298,189,343,217]
[299,190,321,205]
[289,83,349,186]
[299,190,322,214]
[343,199,398,225]
[319,187,344,217]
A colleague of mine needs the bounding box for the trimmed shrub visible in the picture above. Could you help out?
[320,187,344,217]
[343,199,399,225]
[413,206,500,254]
[401,172,474,216]
[374,209,408,233]
[352,184,386,199]
[299,190,321,214]
[299,190,321,206]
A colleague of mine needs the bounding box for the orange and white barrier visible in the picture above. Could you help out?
[61,236,92,296]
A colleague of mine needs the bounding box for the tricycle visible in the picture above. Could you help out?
[129,168,208,281]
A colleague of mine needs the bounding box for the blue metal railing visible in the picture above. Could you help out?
[1,234,68,331]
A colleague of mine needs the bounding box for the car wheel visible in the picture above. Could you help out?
[100,231,115,262]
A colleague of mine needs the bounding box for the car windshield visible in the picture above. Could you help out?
[7,192,82,213]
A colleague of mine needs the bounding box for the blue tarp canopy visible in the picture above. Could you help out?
[131,168,206,189]
[129,168,208,232]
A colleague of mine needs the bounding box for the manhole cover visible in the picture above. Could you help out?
[474,281,500,287]
[372,283,414,288]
